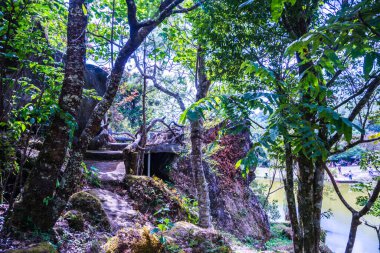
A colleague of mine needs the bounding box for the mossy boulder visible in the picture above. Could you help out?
[164,221,232,253]
[103,222,231,253]
[6,242,57,253]
[103,227,164,253]
[63,210,85,231]
[67,191,111,231]
[124,175,197,223]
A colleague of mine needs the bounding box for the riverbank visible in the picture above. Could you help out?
[256,178,380,252]
[256,166,376,183]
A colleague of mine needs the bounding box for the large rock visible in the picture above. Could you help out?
[103,222,232,253]
[103,227,164,253]
[169,126,270,242]
[164,221,232,253]
[76,64,108,137]
[67,191,111,231]
[124,175,197,223]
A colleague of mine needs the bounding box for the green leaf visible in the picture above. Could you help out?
[271,0,296,22]
[363,53,375,77]
[82,4,87,15]
[235,159,242,169]
[271,0,284,22]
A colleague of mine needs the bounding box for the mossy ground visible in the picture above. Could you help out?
[6,242,57,253]
[264,223,293,250]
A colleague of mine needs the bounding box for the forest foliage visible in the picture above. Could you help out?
[1,0,380,252]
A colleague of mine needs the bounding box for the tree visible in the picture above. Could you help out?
[325,160,380,253]
[54,0,201,225]
[0,0,65,206]
[189,47,212,228]
[183,0,380,252]
[6,0,201,233]
[349,151,380,252]
[6,0,88,232]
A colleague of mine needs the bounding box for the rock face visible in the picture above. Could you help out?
[14,63,108,138]
[170,126,270,241]
[76,64,108,137]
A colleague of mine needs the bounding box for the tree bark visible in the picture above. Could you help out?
[190,47,212,228]
[5,0,88,232]
[297,155,316,253]
[283,140,302,252]
[345,214,361,253]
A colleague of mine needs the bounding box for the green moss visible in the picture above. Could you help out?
[103,227,163,253]
[164,222,232,253]
[68,191,110,231]
[264,223,292,250]
[7,242,57,253]
[124,176,192,222]
[63,210,84,231]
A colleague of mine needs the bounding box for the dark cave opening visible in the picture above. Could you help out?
[142,152,177,182]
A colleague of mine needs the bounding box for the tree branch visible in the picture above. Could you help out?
[358,11,380,39]
[88,31,122,48]
[126,0,139,33]
[330,136,380,155]
[328,75,380,148]
[324,165,357,213]
[133,54,186,111]
[172,1,202,14]
[326,69,343,88]
[333,82,372,110]
[359,180,380,216]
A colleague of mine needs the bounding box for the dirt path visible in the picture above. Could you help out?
[87,188,148,231]
[83,159,147,231]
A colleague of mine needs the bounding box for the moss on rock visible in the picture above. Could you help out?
[124,175,197,223]
[63,210,85,231]
[164,221,232,253]
[67,191,111,231]
[103,227,164,253]
[103,222,231,253]
[6,242,57,253]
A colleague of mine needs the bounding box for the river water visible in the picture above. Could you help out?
[256,179,380,253]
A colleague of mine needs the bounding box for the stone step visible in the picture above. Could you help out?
[87,188,147,231]
[84,150,124,160]
[106,143,129,150]
[84,160,125,183]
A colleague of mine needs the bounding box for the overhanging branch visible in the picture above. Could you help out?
[330,136,380,155]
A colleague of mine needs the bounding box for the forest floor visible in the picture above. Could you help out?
[1,159,272,252]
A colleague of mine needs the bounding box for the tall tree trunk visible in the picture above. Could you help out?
[5,0,88,232]
[138,42,148,175]
[283,140,302,252]
[345,214,361,253]
[190,47,212,228]
[297,155,316,253]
